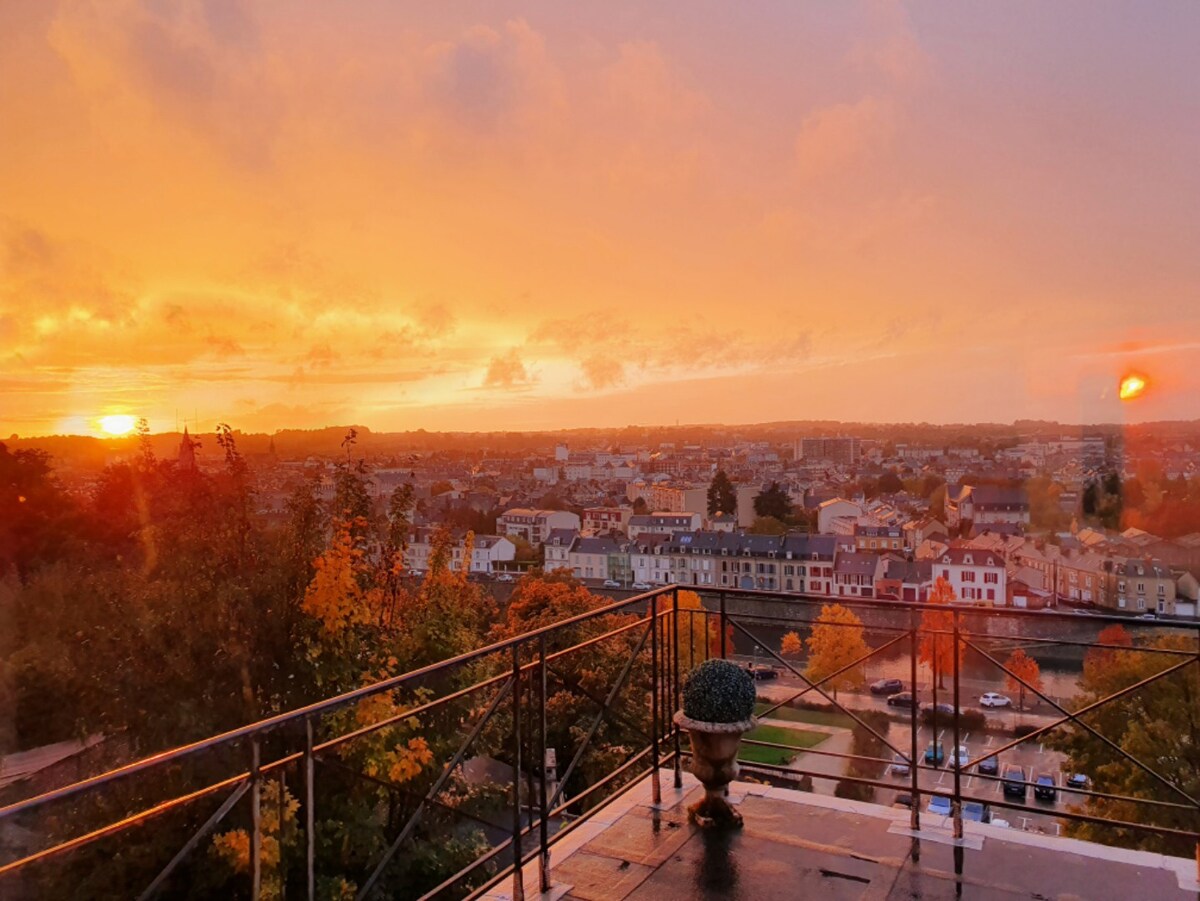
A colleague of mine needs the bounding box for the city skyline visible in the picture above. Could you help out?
[3,2,1199,436]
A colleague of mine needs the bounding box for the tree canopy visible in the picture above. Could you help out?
[706,469,737,517]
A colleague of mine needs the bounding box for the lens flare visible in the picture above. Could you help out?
[99,414,137,435]
[1118,373,1147,401]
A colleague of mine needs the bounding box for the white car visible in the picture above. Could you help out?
[950,745,970,769]
[495,573,515,582]
[602,579,621,589]
[979,692,1012,708]
[631,581,652,590]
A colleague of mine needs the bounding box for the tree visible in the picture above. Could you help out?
[878,472,904,495]
[706,470,737,517]
[631,496,649,515]
[919,577,962,689]
[753,482,792,521]
[780,631,803,658]
[672,590,716,673]
[1083,624,1133,685]
[748,515,787,535]
[1003,648,1042,711]
[804,604,869,698]
[1045,634,1200,856]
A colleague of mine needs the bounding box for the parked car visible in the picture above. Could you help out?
[887,692,917,708]
[602,579,621,589]
[979,692,1012,708]
[749,665,779,681]
[962,801,991,823]
[1034,773,1057,801]
[1066,773,1090,790]
[923,742,945,766]
[950,745,970,769]
[1002,765,1027,798]
[893,793,913,809]
[977,755,999,777]
[921,702,958,717]
[927,794,952,817]
[1138,613,1158,620]
[888,753,911,777]
[870,678,904,695]
[990,817,1011,828]
[631,581,652,590]
[496,573,515,582]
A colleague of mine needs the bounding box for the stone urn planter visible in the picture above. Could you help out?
[673,659,758,828]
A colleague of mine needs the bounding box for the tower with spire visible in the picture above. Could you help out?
[178,426,199,470]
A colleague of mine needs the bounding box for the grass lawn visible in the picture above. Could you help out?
[738,724,827,765]
[754,702,854,730]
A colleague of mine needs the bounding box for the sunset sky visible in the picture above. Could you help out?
[2,1,1199,437]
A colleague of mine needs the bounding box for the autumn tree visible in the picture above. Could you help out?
[919,577,962,689]
[780,631,803,658]
[805,604,870,698]
[1082,624,1133,686]
[672,589,717,672]
[707,470,737,516]
[1003,648,1042,711]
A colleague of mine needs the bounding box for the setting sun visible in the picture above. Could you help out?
[1119,373,1148,401]
[99,414,137,435]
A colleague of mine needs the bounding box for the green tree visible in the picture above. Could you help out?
[753,482,792,521]
[748,515,787,535]
[706,469,737,516]
[1046,634,1199,856]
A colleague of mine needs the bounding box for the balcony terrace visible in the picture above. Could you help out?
[1,587,1198,899]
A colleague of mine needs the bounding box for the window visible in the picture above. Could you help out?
[987,589,995,601]
[942,569,950,580]
[1137,598,1146,610]
[963,571,976,582]
[984,572,998,584]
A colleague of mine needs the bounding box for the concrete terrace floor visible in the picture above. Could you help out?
[483,772,1199,901]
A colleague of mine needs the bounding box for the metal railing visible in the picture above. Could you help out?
[1,585,1198,898]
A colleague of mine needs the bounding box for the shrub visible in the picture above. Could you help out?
[920,707,986,733]
[834,779,874,802]
[1013,723,1039,738]
[681,659,756,723]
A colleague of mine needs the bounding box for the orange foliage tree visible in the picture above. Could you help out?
[1003,649,1043,711]
[805,604,870,698]
[919,577,962,689]
[780,631,803,658]
[671,590,718,673]
[1082,623,1133,688]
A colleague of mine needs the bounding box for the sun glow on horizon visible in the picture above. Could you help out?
[1119,373,1148,401]
[99,414,137,436]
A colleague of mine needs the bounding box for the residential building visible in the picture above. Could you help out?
[1109,558,1176,615]
[832,551,887,598]
[875,558,934,602]
[405,531,516,575]
[499,508,582,544]
[567,535,623,581]
[945,485,1030,530]
[934,547,1007,604]
[627,512,701,539]
[544,528,578,572]
[799,437,861,464]
[854,524,903,553]
[817,498,863,533]
[582,506,630,535]
[625,481,706,514]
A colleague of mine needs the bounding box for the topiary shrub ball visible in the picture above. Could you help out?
[682,659,756,724]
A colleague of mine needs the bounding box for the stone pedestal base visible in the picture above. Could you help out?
[673,711,756,830]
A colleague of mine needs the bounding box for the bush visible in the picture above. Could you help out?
[834,779,875,802]
[1013,723,1039,738]
[682,659,756,723]
[920,708,986,733]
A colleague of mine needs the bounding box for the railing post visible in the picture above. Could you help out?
[511,644,525,901]
[304,717,315,901]
[672,587,682,789]
[719,591,727,659]
[538,633,551,894]
[909,607,921,855]
[250,737,262,901]
[650,592,662,806]
[951,610,963,842]
[278,768,287,901]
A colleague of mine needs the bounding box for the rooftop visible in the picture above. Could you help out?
[488,774,1199,901]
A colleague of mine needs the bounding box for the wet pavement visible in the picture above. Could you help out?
[485,772,1199,901]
